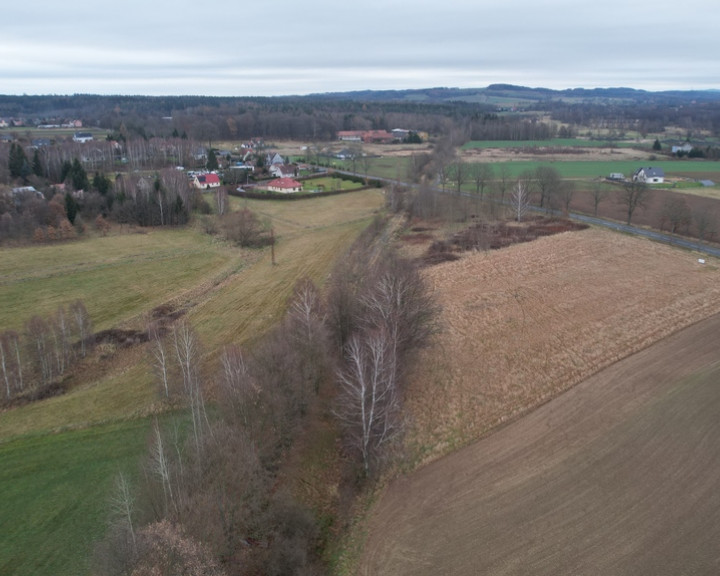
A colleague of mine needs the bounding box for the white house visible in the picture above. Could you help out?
[193,173,221,189]
[267,178,302,193]
[73,131,94,143]
[269,164,297,178]
[633,166,665,184]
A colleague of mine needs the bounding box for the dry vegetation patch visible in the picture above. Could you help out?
[404,227,720,463]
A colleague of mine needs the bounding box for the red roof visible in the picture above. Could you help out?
[268,178,302,189]
[199,173,220,184]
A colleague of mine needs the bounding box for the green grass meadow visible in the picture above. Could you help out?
[0,189,386,575]
[462,138,638,149]
[0,419,150,576]
[0,228,240,333]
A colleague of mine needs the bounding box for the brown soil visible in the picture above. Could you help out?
[359,313,720,575]
[354,226,720,575]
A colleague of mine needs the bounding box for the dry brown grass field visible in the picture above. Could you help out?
[404,227,720,463]
[351,225,720,575]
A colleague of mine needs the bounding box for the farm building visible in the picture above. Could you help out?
[633,166,665,184]
[267,178,303,193]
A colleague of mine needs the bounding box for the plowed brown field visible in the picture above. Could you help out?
[356,226,720,575]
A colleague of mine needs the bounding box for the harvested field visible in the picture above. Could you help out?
[353,226,720,575]
[403,227,720,462]
[360,313,720,575]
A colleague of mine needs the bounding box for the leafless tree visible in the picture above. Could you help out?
[591,180,610,216]
[497,163,512,207]
[0,332,15,400]
[172,321,210,453]
[214,187,228,216]
[70,299,92,358]
[560,180,575,214]
[109,471,137,553]
[219,344,261,431]
[511,180,531,222]
[452,159,468,196]
[148,419,177,518]
[26,315,53,387]
[659,197,692,234]
[335,330,400,474]
[534,165,561,212]
[148,322,171,399]
[693,209,717,242]
[471,162,494,201]
[618,180,649,225]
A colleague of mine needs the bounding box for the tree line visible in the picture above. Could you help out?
[0,300,92,405]
[94,215,438,575]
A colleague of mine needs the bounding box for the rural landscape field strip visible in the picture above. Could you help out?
[0,190,386,576]
[361,313,720,575]
[404,227,720,462]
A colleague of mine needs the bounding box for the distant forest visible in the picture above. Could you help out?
[1,85,720,143]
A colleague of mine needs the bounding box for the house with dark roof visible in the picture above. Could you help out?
[269,164,298,178]
[633,166,665,184]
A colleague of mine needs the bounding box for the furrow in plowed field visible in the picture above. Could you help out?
[361,312,720,575]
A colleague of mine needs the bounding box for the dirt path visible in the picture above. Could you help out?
[360,313,720,575]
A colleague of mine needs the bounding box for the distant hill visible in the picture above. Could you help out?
[309,85,720,106]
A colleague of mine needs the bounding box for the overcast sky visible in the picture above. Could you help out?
[2,0,718,96]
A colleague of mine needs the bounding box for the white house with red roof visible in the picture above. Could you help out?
[193,173,221,189]
[267,178,303,193]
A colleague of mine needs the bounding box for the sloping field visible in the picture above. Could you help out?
[405,228,720,461]
[360,314,720,575]
[0,190,385,576]
[357,228,720,575]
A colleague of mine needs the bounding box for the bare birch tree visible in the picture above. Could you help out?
[172,321,210,453]
[109,471,137,553]
[26,315,53,388]
[511,180,530,222]
[70,299,92,358]
[148,322,170,399]
[335,330,399,474]
[148,419,176,518]
[219,344,261,431]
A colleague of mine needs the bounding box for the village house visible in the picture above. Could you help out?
[633,166,665,184]
[267,177,302,193]
[269,163,298,178]
[265,152,284,166]
[73,131,94,143]
[193,173,221,189]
